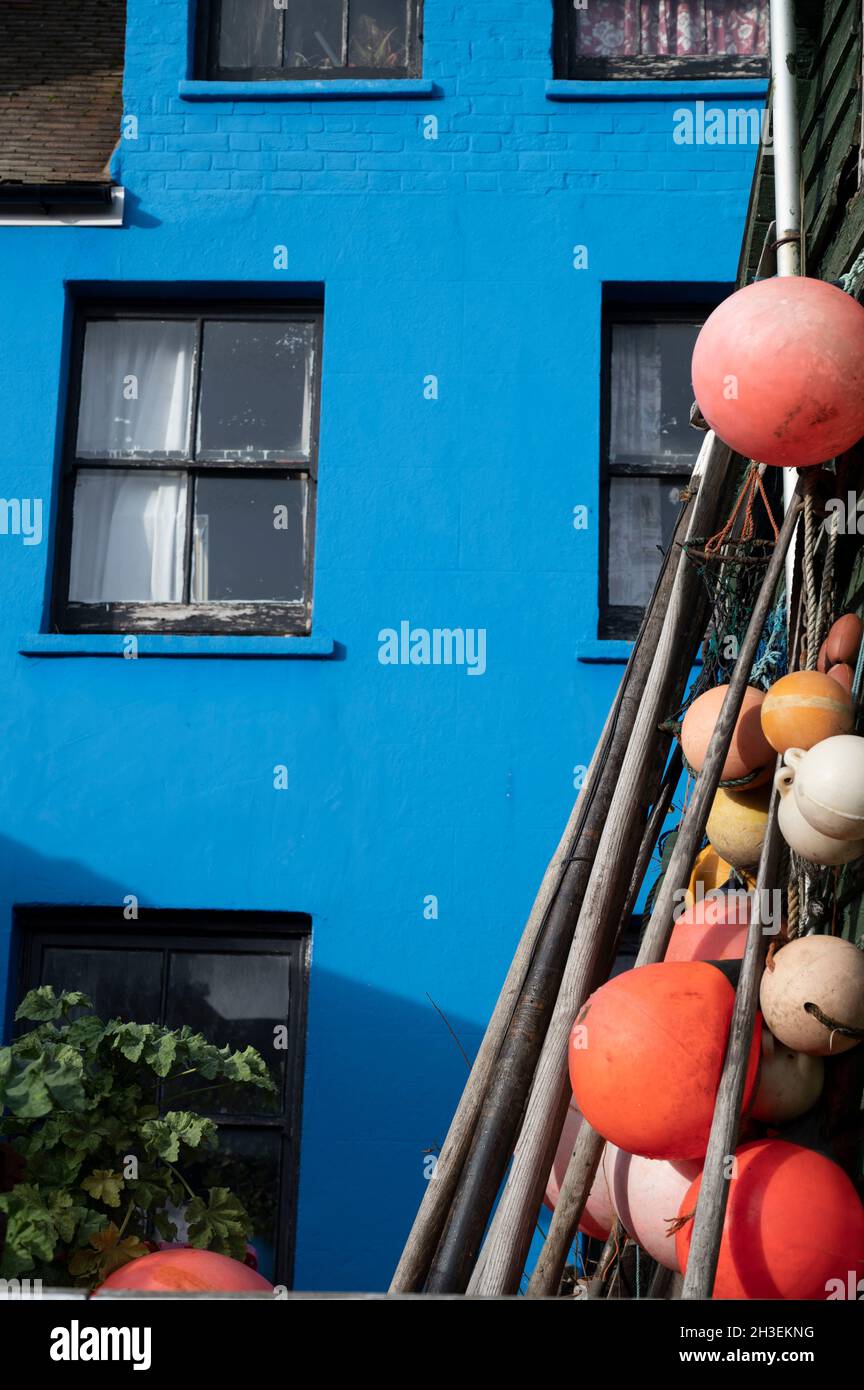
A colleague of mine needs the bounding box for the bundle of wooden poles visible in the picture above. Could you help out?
[389,424,804,1297]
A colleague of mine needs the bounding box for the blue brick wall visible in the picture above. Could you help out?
[0,0,763,1291]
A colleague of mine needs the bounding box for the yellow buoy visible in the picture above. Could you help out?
[706,784,771,873]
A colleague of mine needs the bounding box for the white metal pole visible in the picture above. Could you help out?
[770,0,803,597]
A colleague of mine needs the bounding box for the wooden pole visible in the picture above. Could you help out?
[390,482,696,1291]
[469,434,734,1295]
[526,480,804,1297]
[680,786,783,1298]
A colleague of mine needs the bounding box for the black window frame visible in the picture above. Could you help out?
[52,299,323,636]
[553,0,770,81]
[13,906,311,1289]
[197,0,424,81]
[599,301,717,641]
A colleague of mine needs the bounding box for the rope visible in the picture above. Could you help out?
[815,500,840,659]
[704,464,779,557]
[803,474,819,670]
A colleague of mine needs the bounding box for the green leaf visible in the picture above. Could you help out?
[141,1111,215,1163]
[15,987,91,1023]
[80,1170,124,1208]
[185,1188,251,1261]
[0,1185,60,1277]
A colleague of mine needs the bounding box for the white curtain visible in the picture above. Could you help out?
[76,320,194,457]
[69,470,187,603]
[609,477,664,607]
[610,324,662,461]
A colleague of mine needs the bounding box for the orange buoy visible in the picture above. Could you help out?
[610,1150,701,1270]
[95,1248,273,1293]
[691,277,864,467]
[680,684,773,786]
[569,962,762,1160]
[825,612,863,666]
[675,1139,864,1299]
[544,1099,614,1239]
[665,890,749,963]
[761,669,853,753]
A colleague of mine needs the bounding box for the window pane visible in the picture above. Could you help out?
[348,1,409,68]
[164,952,291,1116]
[576,2,767,58]
[39,948,163,1023]
[284,0,345,69]
[191,1129,282,1282]
[196,321,314,460]
[76,320,195,458]
[217,0,282,69]
[191,475,307,603]
[609,320,702,465]
[608,476,683,608]
[69,469,187,603]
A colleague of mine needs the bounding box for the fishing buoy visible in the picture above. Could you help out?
[827,662,855,693]
[759,935,864,1055]
[706,783,771,872]
[786,736,864,840]
[825,612,863,666]
[681,684,773,786]
[665,891,749,963]
[95,1248,273,1293]
[687,843,735,899]
[610,1150,701,1270]
[569,962,762,1160]
[544,1101,615,1239]
[691,277,864,467]
[675,1139,864,1299]
[774,764,864,865]
[760,670,853,754]
[749,1029,824,1123]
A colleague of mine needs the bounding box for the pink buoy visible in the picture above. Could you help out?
[692,277,864,467]
[665,890,749,963]
[609,1149,701,1271]
[544,1099,614,1240]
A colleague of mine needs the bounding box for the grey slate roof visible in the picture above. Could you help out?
[0,0,126,184]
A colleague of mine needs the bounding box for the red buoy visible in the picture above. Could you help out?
[665,890,749,963]
[94,1248,273,1294]
[675,1139,864,1299]
[569,962,761,1159]
[692,278,864,467]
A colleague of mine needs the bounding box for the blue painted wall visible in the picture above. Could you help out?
[0,1,762,1290]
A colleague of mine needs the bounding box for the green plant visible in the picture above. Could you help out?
[0,987,276,1287]
[348,15,404,68]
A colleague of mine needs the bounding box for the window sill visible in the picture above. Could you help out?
[546,78,768,102]
[178,79,439,102]
[19,633,337,659]
[576,640,634,665]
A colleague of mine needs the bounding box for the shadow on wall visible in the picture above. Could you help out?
[294,964,484,1293]
[0,834,486,1293]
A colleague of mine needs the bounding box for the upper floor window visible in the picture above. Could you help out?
[199,0,423,80]
[53,301,321,635]
[555,1,769,80]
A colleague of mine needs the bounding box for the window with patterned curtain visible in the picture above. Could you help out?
[556,1,770,79]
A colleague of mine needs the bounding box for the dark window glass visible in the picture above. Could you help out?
[197,321,314,461]
[55,305,321,635]
[284,0,345,69]
[203,0,421,79]
[16,911,309,1287]
[216,0,282,68]
[191,475,307,603]
[601,308,711,640]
